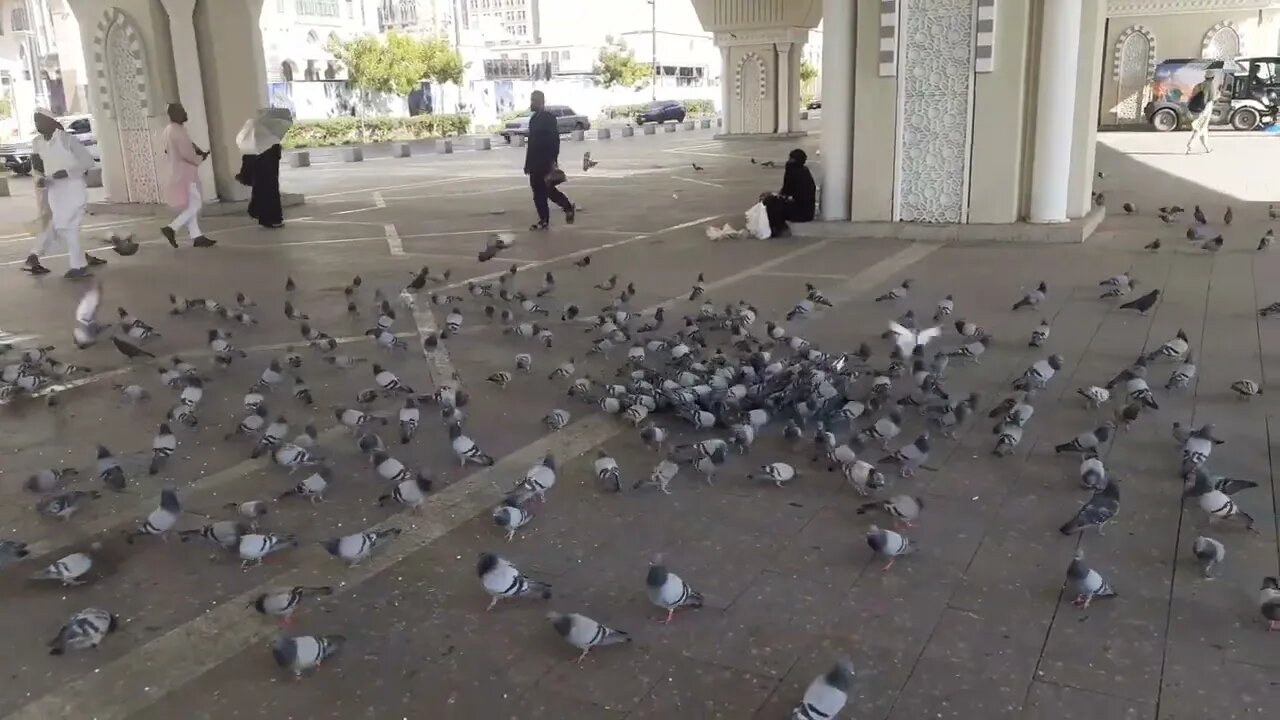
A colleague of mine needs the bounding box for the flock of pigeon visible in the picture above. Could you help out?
[1,200,1278,717]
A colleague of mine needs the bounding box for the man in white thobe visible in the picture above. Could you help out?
[24,108,102,279]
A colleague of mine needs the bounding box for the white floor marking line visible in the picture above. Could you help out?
[670,175,725,189]
[378,185,524,201]
[637,239,835,316]
[292,217,385,226]
[434,213,727,292]
[401,291,457,386]
[385,222,405,256]
[756,271,853,280]
[5,414,623,720]
[1,222,259,265]
[0,218,140,245]
[304,176,474,200]
[330,205,382,216]
[793,243,940,323]
[373,191,386,208]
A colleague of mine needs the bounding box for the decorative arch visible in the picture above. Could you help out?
[1113,25,1156,124]
[733,51,767,134]
[733,51,767,99]
[281,60,298,82]
[1202,21,1242,60]
[91,8,151,119]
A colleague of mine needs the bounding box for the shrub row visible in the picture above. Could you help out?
[283,114,471,149]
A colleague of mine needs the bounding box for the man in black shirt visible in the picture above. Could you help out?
[524,90,575,230]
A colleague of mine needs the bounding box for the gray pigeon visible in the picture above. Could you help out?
[48,608,118,655]
[792,657,855,720]
[250,586,333,625]
[1191,536,1225,578]
[1066,550,1117,609]
[546,611,631,663]
[1059,479,1120,535]
[645,558,704,623]
[272,635,345,677]
[866,524,914,571]
[477,553,551,611]
[0,540,30,568]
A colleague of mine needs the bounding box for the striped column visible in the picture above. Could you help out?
[879,0,899,77]
[975,0,997,73]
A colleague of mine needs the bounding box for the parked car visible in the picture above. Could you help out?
[807,99,822,110]
[500,105,591,142]
[1,114,100,175]
[1144,56,1280,132]
[634,100,686,124]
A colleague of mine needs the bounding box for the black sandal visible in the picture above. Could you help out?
[86,254,107,266]
[530,221,549,231]
[22,254,49,275]
[564,206,576,225]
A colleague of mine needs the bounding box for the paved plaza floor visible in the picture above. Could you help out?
[0,125,1277,720]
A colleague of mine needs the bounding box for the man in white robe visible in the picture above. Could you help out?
[24,108,103,278]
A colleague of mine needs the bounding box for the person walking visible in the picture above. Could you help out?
[234,109,287,229]
[1186,74,1217,154]
[523,90,574,230]
[160,102,215,248]
[24,108,104,278]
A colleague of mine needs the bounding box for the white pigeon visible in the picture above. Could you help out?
[886,321,941,358]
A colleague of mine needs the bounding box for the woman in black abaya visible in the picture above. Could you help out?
[762,148,816,237]
[236,144,284,228]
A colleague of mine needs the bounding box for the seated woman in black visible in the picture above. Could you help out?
[763,148,816,236]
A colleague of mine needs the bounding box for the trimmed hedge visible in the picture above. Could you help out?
[601,98,716,120]
[283,114,472,149]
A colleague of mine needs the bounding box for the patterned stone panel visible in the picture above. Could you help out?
[106,21,159,203]
[1115,29,1154,124]
[1202,21,1242,60]
[734,50,769,134]
[896,0,974,223]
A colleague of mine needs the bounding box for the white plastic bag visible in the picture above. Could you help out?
[745,201,772,240]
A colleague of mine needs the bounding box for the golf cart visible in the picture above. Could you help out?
[1144,57,1280,132]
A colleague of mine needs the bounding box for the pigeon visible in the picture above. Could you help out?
[1055,423,1114,453]
[492,499,533,541]
[249,586,333,625]
[48,608,118,655]
[513,455,557,502]
[857,495,924,528]
[148,423,177,475]
[1259,229,1273,251]
[546,612,631,663]
[322,528,401,566]
[378,471,433,512]
[1224,206,1233,225]
[645,558,704,623]
[1028,319,1050,347]
[1013,354,1063,390]
[1118,289,1160,314]
[1122,202,1136,214]
[1260,577,1280,631]
[1077,386,1110,408]
[1230,379,1262,398]
[1079,453,1106,490]
[1183,468,1257,530]
[72,282,105,348]
[874,279,912,302]
[1144,238,1161,251]
[1125,374,1159,410]
[1011,281,1047,310]
[641,455,680,494]
[1191,536,1225,578]
[1194,205,1207,224]
[878,434,930,478]
[272,635,345,677]
[992,423,1023,457]
[30,552,93,585]
[752,461,797,487]
[0,540,31,568]
[581,151,598,172]
[886,321,941,358]
[866,525,913,570]
[792,658,855,720]
[111,336,155,360]
[478,553,551,611]
[239,533,297,569]
[25,467,79,493]
[449,424,494,466]
[593,450,621,492]
[1059,479,1120,535]
[178,520,248,551]
[1201,235,1223,252]
[1066,550,1117,609]
[96,445,127,491]
[933,294,954,321]
[125,488,182,544]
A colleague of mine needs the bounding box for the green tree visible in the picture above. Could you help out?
[800,59,818,85]
[328,32,466,95]
[596,42,648,89]
[420,36,464,85]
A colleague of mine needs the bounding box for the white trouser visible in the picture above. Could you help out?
[167,182,203,238]
[1187,109,1212,150]
[31,177,87,269]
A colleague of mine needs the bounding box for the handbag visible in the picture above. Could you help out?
[1188,88,1206,114]
[546,165,567,186]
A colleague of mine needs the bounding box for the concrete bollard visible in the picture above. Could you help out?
[438,140,453,154]
[476,137,492,150]
[643,125,656,135]
[85,167,104,188]
[682,121,694,130]
[664,123,677,133]
[0,177,8,197]
[341,147,363,162]
[570,129,585,141]
[622,126,634,137]
[800,110,809,120]
[288,151,311,167]
[717,117,723,127]
[700,118,712,129]
[515,135,527,147]
[596,128,611,140]
[392,142,411,157]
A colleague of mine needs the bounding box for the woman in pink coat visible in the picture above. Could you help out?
[160,102,215,248]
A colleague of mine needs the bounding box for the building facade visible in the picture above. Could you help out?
[261,0,377,83]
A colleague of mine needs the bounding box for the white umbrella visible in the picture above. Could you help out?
[236,107,294,154]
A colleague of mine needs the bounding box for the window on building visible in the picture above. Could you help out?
[560,50,569,60]
[347,0,354,18]
[10,6,29,32]
[277,0,286,12]
[295,0,340,18]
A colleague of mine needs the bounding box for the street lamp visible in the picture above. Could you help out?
[648,0,656,100]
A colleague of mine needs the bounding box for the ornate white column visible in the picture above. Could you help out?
[1029,0,1082,223]
[159,0,216,202]
[820,0,853,220]
[775,42,792,134]
[719,44,731,130]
